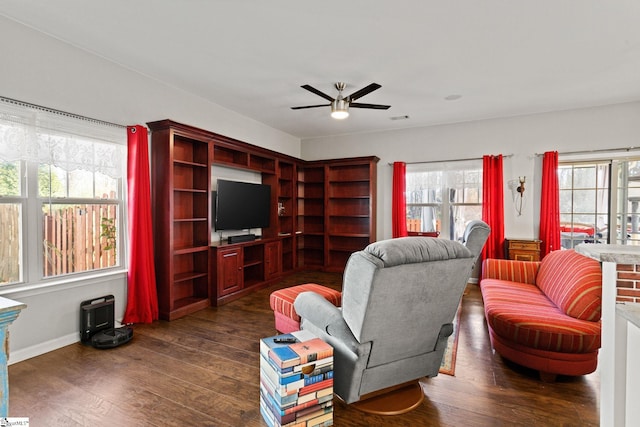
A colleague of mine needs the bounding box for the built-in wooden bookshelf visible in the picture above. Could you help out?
[148,120,377,317]
[296,164,325,269]
[149,121,212,320]
[276,160,296,273]
[326,157,378,271]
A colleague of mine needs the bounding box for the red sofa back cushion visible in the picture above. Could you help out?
[536,249,602,321]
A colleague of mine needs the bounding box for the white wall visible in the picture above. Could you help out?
[0,16,300,362]
[301,102,640,241]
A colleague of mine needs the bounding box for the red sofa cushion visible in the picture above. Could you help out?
[536,249,602,321]
[481,279,601,353]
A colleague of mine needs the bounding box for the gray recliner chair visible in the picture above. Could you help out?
[294,220,490,409]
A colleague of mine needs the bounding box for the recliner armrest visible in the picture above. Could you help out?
[294,291,361,353]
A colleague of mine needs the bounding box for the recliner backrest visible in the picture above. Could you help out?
[341,237,476,367]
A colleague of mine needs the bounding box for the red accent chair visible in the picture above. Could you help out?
[480,249,602,381]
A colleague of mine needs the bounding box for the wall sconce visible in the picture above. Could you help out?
[516,176,525,216]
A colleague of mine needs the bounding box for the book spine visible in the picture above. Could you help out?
[295,402,333,422]
[261,355,304,386]
[259,395,277,427]
[262,390,297,424]
[299,379,334,396]
[298,348,333,365]
[293,356,333,373]
[261,380,298,407]
[303,371,333,386]
[261,364,305,396]
[303,411,333,427]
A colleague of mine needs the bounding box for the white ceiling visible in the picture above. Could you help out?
[2,1,640,140]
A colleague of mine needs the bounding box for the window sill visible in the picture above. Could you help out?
[0,268,128,299]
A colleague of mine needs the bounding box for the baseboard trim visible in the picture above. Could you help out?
[9,332,79,365]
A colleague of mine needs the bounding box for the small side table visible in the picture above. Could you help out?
[504,238,541,261]
[0,296,26,417]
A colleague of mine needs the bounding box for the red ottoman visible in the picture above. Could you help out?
[269,283,342,333]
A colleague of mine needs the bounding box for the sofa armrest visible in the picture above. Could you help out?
[482,258,541,285]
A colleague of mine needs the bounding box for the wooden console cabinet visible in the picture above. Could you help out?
[505,238,542,261]
[211,238,282,305]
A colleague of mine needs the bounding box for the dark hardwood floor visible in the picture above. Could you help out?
[8,271,599,426]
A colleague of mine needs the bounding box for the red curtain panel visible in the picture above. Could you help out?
[123,125,159,324]
[392,161,408,238]
[482,155,505,259]
[539,151,561,257]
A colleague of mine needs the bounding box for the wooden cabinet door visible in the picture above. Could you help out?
[265,241,282,280]
[217,248,243,296]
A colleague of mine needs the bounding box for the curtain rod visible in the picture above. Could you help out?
[387,153,513,166]
[0,96,126,129]
[535,147,640,157]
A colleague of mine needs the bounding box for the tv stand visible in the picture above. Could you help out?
[227,234,256,244]
[211,238,283,305]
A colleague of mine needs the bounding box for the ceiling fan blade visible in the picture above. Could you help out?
[291,104,331,110]
[350,102,391,110]
[347,83,382,101]
[301,85,335,102]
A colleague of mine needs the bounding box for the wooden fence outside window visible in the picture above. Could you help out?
[43,204,118,277]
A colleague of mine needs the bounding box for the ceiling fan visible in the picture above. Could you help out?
[291,82,391,119]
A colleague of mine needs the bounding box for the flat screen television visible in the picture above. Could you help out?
[214,179,271,231]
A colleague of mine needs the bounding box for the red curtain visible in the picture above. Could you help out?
[392,162,408,238]
[539,151,561,258]
[482,155,505,259]
[123,125,158,324]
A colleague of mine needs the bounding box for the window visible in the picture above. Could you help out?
[558,162,610,249]
[614,159,640,245]
[559,157,640,249]
[0,98,126,287]
[405,161,483,240]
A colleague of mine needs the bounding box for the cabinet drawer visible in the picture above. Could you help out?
[508,241,540,250]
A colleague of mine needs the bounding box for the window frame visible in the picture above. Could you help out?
[405,161,483,240]
[0,100,127,291]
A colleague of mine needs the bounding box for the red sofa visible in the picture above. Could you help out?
[480,249,602,381]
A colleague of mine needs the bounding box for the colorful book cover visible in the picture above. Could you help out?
[298,378,334,396]
[289,338,333,364]
[269,345,301,369]
[304,411,333,427]
[261,390,297,425]
[261,370,305,397]
[260,379,298,407]
[266,390,330,417]
[295,402,333,422]
[303,370,333,386]
[261,357,304,385]
[260,330,317,366]
[294,356,333,373]
[261,361,306,396]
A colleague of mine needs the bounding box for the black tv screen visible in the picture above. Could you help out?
[215,179,271,231]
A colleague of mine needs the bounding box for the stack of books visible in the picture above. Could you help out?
[259,330,334,427]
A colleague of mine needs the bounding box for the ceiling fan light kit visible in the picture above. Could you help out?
[292,82,390,120]
[330,98,349,119]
